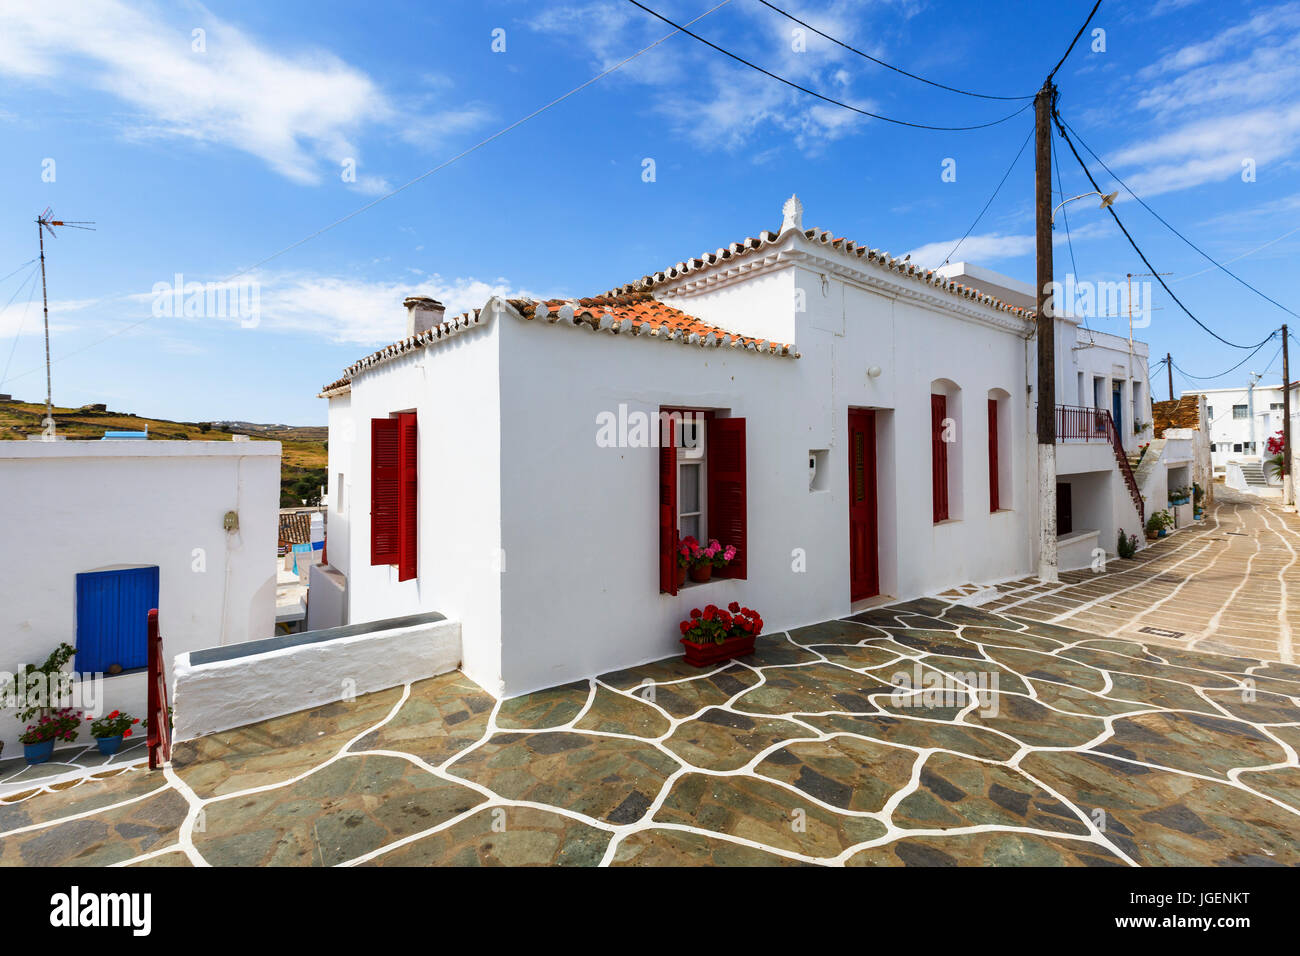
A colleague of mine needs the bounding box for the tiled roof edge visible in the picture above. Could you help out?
[602,225,1037,320]
[506,292,799,359]
[317,299,506,397]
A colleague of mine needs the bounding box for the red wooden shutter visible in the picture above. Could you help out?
[988,399,999,513]
[397,411,418,581]
[931,395,949,523]
[370,418,400,564]
[707,417,747,579]
[659,414,678,594]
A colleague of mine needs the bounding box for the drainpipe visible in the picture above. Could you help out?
[1248,372,1260,457]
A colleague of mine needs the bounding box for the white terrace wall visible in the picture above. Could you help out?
[330,319,503,693]
[0,440,278,756]
[496,253,1034,697]
[1067,325,1152,454]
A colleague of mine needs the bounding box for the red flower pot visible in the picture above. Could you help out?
[680,633,755,667]
[676,565,687,588]
[689,563,713,583]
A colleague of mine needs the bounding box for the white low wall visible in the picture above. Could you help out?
[171,614,461,742]
[1058,529,1101,572]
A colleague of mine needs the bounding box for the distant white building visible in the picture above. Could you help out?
[1183,383,1285,470]
[319,197,1159,700]
[0,438,280,756]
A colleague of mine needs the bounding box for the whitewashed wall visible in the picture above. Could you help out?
[329,321,503,694]
[1067,324,1152,453]
[0,440,279,756]
[1186,385,1284,467]
[495,251,1034,697]
[330,231,1167,699]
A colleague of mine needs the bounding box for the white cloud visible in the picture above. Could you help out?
[113,271,548,347]
[524,0,920,155]
[252,272,549,346]
[0,0,487,184]
[907,233,1034,269]
[1105,105,1300,197]
[1091,2,1300,197]
[907,221,1115,270]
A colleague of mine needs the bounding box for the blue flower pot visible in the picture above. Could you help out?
[23,739,56,764]
[96,735,124,756]
[1158,529,1168,538]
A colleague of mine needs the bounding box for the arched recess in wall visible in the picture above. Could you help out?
[987,387,1013,512]
[929,378,963,522]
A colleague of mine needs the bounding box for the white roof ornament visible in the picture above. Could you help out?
[781,194,804,233]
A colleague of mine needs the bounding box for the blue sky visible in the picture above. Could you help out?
[0,0,1296,425]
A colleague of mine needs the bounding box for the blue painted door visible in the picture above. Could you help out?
[1112,384,1123,433]
[75,566,159,672]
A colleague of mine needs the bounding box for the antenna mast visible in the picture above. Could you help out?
[34,210,95,439]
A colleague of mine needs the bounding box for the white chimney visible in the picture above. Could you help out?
[404,296,445,337]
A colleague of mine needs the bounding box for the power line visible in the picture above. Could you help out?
[1175,222,1300,283]
[0,264,42,388]
[623,0,1033,131]
[1047,0,1103,80]
[1052,124,1095,336]
[0,259,38,288]
[1060,117,1300,320]
[755,0,1033,101]
[942,123,1034,265]
[3,0,739,385]
[1172,332,1277,380]
[1053,112,1276,351]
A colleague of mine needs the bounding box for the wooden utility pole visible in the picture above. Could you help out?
[1167,352,1173,401]
[1284,325,1293,507]
[1035,78,1058,582]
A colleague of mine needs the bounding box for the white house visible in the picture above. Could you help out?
[0,438,279,756]
[319,197,1154,700]
[1183,383,1285,471]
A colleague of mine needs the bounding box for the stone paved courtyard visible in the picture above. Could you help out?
[982,488,1298,663]
[2,564,1298,866]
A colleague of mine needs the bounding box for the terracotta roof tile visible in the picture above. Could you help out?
[318,293,795,396]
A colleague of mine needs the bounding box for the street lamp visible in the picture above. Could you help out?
[1052,190,1117,224]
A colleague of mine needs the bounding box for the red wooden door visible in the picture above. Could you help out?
[848,409,879,601]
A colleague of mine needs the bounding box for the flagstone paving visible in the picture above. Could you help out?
[981,486,1300,664]
[2,584,1298,867]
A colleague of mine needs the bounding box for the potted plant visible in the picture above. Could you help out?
[87,710,140,756]
[1145,509,1173,539]
[2,642,78,764]
[1117,529,1139,559]
[687,538,738,584]
[19,708,81,764]
[679,601,763,667]
[675,536,698,588]
[1192,482,1205,518]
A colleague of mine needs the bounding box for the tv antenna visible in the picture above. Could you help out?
[35,209,95,439]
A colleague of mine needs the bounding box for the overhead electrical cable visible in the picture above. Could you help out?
[624,0,1033,130]
[2,0,741,384]
[1054,113,1277,351]
[1061,116,1300,320]
[0,265,43,388]
[941,123,1034,266]
[755,0,1033,100]
[1171,333,1277,380]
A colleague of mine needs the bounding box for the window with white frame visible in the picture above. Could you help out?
[1233,405,1248,419]
[678,416,706,541]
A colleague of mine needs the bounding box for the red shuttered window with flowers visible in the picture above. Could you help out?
[659,408,746,593]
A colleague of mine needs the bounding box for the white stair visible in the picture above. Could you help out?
[1239,462,1269,487]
